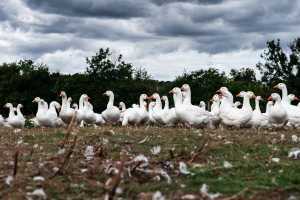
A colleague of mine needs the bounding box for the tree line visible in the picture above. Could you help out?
[0,38,299,116]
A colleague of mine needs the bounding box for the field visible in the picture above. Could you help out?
[0,126,300,200]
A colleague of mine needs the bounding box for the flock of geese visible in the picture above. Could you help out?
[1,83,300,129]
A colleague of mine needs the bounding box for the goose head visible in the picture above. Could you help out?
[234,101,241,108]
[288,94,299,102]
[236,91,246,98]
[217,87,231,99]
[148,102,156,110]
[17,104,23,109]
[161,96,168,102]
[274,83,286,90]
[72,103,78,110]
[149,93,160,100]
[119,102,125,109]
[32,97,41,103]
[256,96,262,101]
[169,87,181,95]
[4,103,13,108]
[181,84,191,92]
[103,90,114,97]
[60,91,67,98]
[67,97,72,104]
[247,91,256,99]
[211,94,220,102]
[199,101,206,108]
[50,101,61,110]
[268,93,282,102]
[140,94,148,100]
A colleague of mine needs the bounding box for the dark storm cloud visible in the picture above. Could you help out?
[24,0,152,18]
[150,0,224,6]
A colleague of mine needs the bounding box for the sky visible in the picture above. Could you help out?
[0,0,299,80]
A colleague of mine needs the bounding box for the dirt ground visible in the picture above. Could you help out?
[0,126,300,199]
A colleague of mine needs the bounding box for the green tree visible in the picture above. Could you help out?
[86,48,134,81]
[230,67,256,82]
[257,38,300,93]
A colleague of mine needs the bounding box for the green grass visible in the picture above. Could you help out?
[0,127,300,199]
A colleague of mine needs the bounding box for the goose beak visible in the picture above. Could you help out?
[268,96,273,101]
[294,96,300,101]
[252,95,256,99]
[146,96,153,100]
[169,90,173,94]
[273,84,279,89]
[236,93,241,97]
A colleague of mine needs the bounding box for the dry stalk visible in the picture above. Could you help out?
[52,135,78,178]
[13,149,19,177]
[61,111,77,149]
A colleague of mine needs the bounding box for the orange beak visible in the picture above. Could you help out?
[236,93,241,97]
[268,96,273,101]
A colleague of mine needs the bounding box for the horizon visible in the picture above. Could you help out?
[0,0,299,80]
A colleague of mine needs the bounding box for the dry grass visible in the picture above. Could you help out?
[0,126,300,199]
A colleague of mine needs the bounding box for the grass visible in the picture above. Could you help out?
[0,126,300,199]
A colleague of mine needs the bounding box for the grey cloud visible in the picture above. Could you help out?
[24,0,153,19]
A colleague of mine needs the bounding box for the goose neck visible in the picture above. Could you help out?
[107,94,114,108]
[255,99,261,112]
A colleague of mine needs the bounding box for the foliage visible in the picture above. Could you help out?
[0,38,299,115]
[257,38,300,94]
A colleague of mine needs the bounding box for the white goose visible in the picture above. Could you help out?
[119,102,126,123]
[4,103,25,128]
[148,101,156,124]
[59,91,75,124]
[15,104,25,128]
[218,88,254,128]
[160,95,177,126]
[181,84,192,105]
[210,94,221,115]
[82,96,97,125]
[137,94,149,124]
[209,94,221,129]
[122,94,148,126]
[233,101,241,108]
[199,101,206,111]
[248,96,269,128]
[85,101,106,126]
[101,90,121,124]
[170,86,211,128]
[274,83,300,127]
[32,98,62,127]
[267,93,288,127]
[77,94,88,125]
[150,93,165,124]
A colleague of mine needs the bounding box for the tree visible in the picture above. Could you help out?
[172,68,228,104]
[256,38,300,92]
[133,67,152,81]
[230,67,256,82]
[86,48,134,81]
